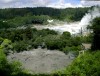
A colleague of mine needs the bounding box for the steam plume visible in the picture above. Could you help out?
[80,6,100,32]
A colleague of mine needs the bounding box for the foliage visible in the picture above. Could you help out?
[80,34,92,43]
[57,51,100,76]
[44,35,63,50]
[7,15,51,28]
[1,7,99,76]
[13,41,28,52]
[0,39,13,55]
[0,7,89,27]
[70,37,82,46]
[60,31,71,39]
[0,20,10,29]
[0,40,23,76]
[60,7,89,21]
[89,17,100,50]
[0,28,82,53]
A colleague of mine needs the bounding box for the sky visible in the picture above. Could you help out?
[0,0,100,8]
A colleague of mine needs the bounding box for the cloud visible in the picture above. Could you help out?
[81,0,100,6]
[47,0,83,8]
[0,0,82,8]
[0,0,51,8]
[0,0,100,8]
[47,3,82,8]
[1,0,13,3]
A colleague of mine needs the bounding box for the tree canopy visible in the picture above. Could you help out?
[0,7,89,27]
[89,17,100,51]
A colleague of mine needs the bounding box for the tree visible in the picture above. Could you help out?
[61,31,71,39]
[0,20,10,29]
[24,26,33,39]
[1,39,13,55]
[0,40,22,76]
[90,17,100,50]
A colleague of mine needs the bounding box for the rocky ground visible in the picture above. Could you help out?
[7,48,74,74]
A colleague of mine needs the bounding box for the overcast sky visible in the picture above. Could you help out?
[0,0,100,8]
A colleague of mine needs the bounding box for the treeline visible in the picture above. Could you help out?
[0,7,89,20]
[0,7,89,27]
[0,7,60,20]
[60,8,89,21]
[0,15,51,29]
[7,15,51,27]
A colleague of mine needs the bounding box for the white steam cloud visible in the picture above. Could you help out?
[80,7,100,32]
[45,7,100,35]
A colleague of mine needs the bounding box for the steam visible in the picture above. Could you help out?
[45,6,100,35]
[80,7,100,32]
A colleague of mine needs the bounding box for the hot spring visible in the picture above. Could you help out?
[43,7,100,35]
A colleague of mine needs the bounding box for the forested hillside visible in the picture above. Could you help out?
[0,7,89,20]
[0,7,89,28]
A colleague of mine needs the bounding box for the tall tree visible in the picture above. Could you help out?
[90,17,100,50]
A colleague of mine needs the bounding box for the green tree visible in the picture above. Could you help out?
[24,26,33,39]
[90,17,100,50]
[61,31,71,39]
[0,40,22,76]
[0,20,10,29]
[1,39,13,55]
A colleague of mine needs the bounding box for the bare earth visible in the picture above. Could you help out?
[7,48,74,74]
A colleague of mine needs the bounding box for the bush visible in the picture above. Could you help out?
[61,31,71,39]
[0,39,13,55]
[58,51,100,76]
[13,41,28,52]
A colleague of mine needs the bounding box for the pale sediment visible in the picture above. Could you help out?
[7,48,74,74]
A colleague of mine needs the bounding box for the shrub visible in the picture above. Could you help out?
[58,51,100,76]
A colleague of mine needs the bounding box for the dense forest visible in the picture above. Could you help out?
[0,6,100,76]
[0,7,89,28]
[0,7,89,20]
